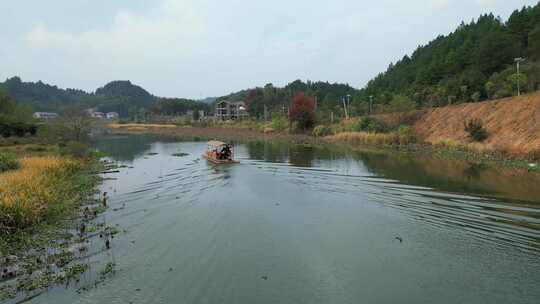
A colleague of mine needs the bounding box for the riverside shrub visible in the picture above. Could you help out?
[464,118,488,142]
[397,125,416,145]
[271,114,288,132]
[0,153,19,173]
[313,125,333,137]
[354,117,387,133]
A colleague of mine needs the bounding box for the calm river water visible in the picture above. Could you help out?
[36,134,539,304]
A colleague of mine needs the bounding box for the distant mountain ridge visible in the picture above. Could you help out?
[0,77,361,119]
[0,77,187,117]
[0,76,91,111]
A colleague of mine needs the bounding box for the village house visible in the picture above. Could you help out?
[33,112,59,119]
[106,112,119,119]
[215,101,248,121]
[90,111,105,119]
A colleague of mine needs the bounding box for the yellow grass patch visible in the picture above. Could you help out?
[108,123,177,131]
[0,156,81,229]
[327,131,399,146]
[432,138,495,154]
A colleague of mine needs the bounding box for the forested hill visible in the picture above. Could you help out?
[93,81,156,117]
[0,77,210,118]
[0,76,92,111]
[360,3,540,107]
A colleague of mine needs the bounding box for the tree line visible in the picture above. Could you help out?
[0,90,37,137]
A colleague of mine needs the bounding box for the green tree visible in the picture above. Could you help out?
[385,95,416,113]
[528,24,540,60]
[508,73,528,95]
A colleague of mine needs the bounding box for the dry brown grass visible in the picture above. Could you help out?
[431,138,495,155]
[0,156,81,229]
[327,131,399,146]
[374,92,540,156]
[414,92,540,156]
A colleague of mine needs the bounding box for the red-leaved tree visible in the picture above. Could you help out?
[289,92,315,131]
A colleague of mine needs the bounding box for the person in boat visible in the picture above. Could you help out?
[220,145,231,160]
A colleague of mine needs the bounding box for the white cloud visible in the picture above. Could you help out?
[25,0,204,59]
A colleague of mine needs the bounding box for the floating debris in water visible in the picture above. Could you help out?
[261,275,268,280]
[101,170,120,174]
[112,203,126,212]
[99,262,116,280]
[172,152,189,157]
[395,236,403,243]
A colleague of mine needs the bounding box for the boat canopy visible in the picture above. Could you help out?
[207,140,227,147]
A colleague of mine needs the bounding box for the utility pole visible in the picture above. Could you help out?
[346,94,351,116]
[342,97,349,119]
[515,57,526,96]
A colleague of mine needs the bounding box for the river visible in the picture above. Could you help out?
[35,134,540,304]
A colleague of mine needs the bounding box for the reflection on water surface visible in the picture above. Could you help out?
[28,135,539,304]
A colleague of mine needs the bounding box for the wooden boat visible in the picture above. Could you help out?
[202,140,239,164]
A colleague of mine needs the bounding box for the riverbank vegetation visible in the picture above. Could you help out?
[1,90,102,236]
[0,91,110,302]
[0,156,83,231]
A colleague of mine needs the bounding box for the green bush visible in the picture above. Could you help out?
[0,121,39,138]
[354,117,387,133]
[0,152,20,173]
[464,118,488,142]
[61,141,90,158]
[397,125,416,145]
[271,114,288,132]
[174,116,192,126]
[312,125,333,137]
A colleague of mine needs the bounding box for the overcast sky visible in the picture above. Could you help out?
[0,0,537,99]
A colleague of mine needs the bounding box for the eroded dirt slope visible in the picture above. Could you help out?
[381,92,540,155]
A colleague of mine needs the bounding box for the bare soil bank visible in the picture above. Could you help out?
[379,92,540,156]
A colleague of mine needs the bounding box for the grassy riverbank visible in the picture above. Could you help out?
[0,150,101,250]
[108,123,315,143]
[1,156,83,231]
